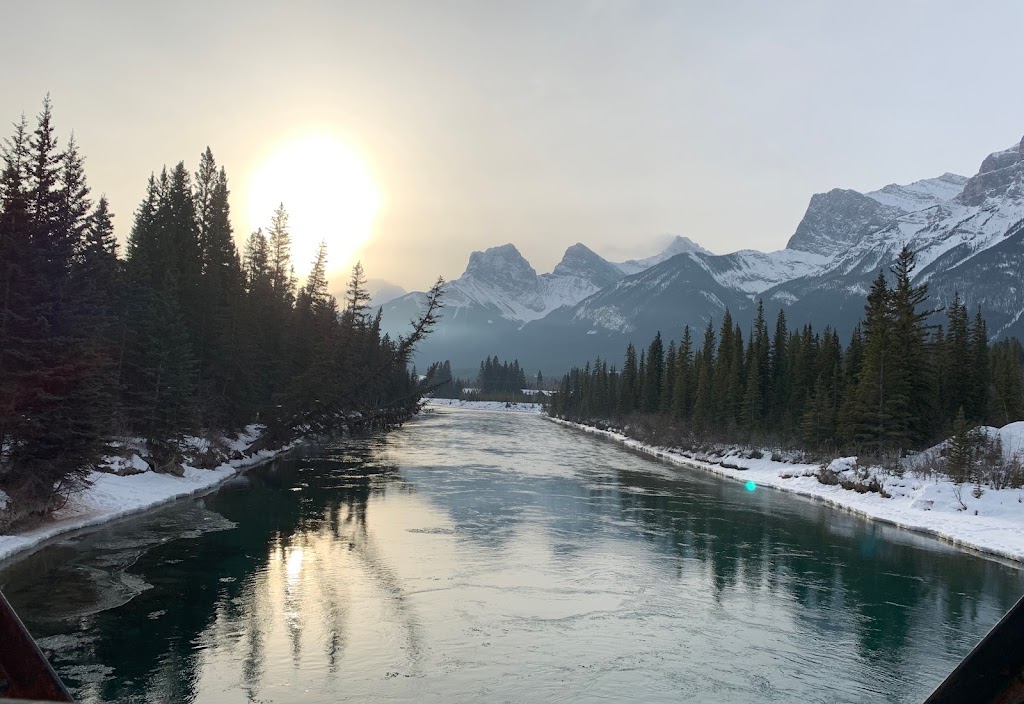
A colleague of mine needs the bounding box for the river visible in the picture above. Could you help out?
[1,408,1022,703]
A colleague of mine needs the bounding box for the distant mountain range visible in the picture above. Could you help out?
[383,135,1024,376]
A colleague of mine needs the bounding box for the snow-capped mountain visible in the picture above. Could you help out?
[382,238,685,335]
[768,137,1024,339]
[615,235,711,275]
[385,134,1024,375]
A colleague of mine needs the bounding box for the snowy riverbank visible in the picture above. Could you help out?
[426,398,543,413]
[0,427,296,564]
[551,417,1024,563]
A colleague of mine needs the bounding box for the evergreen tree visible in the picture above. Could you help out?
[970,308,991,422]
[769,309,789,426]
[671,326,693,422]
[886,246,935,447]
[661,340,676,415]
[692,321,716,431]
[267,203,295,302]
[843,269,892,451]
[619,343,638,416]
[642,331,664,413]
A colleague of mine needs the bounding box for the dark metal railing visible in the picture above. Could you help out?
[0,589,74,702]
[924,593,1024,703]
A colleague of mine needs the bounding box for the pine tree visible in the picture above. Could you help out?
[692,320,716,431]
[267,203,295,302]
[661,340,676,415]
[619,343,638,416]
[713,310,735,424]
[843,269,892,451]
[886,246,935,447]
[941,292,971,423]
[193,149,244,426]
[671,326,693,421]
[947,407,973,509]
[970,308,991,422]
[344,261,372,327]
[742,348,762,434]
[769,309,789,427]
[642,331,664,413]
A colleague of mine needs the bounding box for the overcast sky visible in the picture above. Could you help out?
[3,1,1023,291]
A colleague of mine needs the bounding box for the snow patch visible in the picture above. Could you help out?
[0,426,293,564]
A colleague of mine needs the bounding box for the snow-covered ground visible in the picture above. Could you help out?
[552,418,1024,563]
[426,399,543,413]
[0,426,297,564]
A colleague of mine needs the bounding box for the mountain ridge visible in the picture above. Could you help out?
[382,134,1024,375]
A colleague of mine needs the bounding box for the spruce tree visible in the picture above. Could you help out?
[886,246,935,447]
[769,309,789,427]
[692,321,716,431]
[642,331,664,413]
[661,340,676,415]
[844,270,892,451]
[671,325,693,421]
[617,344,635,415]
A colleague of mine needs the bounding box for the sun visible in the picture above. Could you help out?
[246,132,381,278]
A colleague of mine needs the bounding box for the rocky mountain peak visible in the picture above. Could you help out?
[552,243,624,289]
[786,188,901,257]
[959,136,1024,206]
[464,243,537,281]
[660,235,711,257]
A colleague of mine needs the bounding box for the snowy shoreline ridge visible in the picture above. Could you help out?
[550,417,1024,564]
[0,426,298,565]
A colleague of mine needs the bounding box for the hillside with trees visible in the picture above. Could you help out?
[550,247,1024,470]
[0,99,443,528]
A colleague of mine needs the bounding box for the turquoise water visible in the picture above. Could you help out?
[1,408,1021,702]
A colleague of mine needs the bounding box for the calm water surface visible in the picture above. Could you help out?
[2,408,1022,703]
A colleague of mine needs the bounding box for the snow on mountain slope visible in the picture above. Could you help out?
[615,235,711,274]
[785,173,967,259]
[384,242,628,332]
[815,139,1023,282]
[692,248,831,296]
[865,172,968,211]
[555,253,748,335]
[766,136,1024,340]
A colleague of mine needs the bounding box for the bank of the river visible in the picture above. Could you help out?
[0,427,298,564]
[426,398,543,413]
[551,417,1024,563]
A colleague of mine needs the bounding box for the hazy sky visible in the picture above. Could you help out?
[3,1,1023,291]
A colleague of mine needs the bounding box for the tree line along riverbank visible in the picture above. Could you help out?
[549,247,1024,489]
[0,98,443,532]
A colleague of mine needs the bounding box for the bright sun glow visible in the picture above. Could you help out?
[247,133,381,277]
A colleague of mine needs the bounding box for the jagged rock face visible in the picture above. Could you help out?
[959,137,1024,206]
[786,189,903,257]
[552,243,624,290]
[463,243,541,297]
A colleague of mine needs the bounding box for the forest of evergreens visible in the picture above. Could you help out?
[549,247,1024,464]
[0,99,442,526]
[426,356,547,402]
